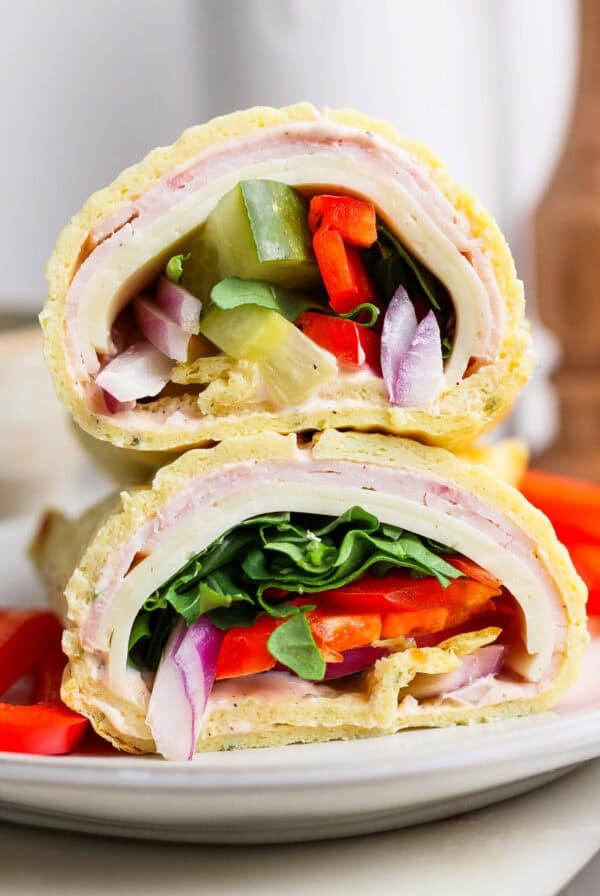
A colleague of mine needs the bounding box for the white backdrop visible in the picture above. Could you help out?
[0,0,577,314]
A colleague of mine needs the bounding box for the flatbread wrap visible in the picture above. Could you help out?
[33,431,586,759]
[42,104,531,456]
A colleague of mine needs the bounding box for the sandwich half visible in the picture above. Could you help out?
[43,104,531,457]
[33,431,586,759]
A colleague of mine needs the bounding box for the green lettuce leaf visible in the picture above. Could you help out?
[210,277,320,322]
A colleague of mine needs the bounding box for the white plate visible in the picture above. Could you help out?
[2,514,600,844]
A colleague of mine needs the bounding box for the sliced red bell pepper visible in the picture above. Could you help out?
[0,610,62,695]
[381,607,449,639]
[313,228,375,313]
[33,637,68,703]
[565,543,600,615]
[310,569,500,615]
[520,470,600,542]
[306,610,381,654]
[215,615,278,680]
[519,469,600,615]
[308,195,377,247]
[0,702,88,755]
[0,608,89,755]
[297,311,381,372]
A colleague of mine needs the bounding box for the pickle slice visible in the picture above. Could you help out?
[199,304,337,406]
[182,180,320,299]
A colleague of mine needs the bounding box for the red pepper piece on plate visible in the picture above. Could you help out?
[519,469,600,614]
[297,311,381,372]
[0,702,88,755]
[308,195,377,247]
[0,609,88,755]
[0,610,61,695]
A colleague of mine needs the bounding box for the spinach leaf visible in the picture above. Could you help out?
[369,225,441,310]
[210,277,320,322]
[267,613,326,680]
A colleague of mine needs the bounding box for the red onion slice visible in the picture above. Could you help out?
[324,646,388,680]
[156,277,202,335]
[146,617,223,761]
[381,286,444,408]
[134,296,191,362]
[380,286,417,390]
[407,644,506,700]
[95,342,173,402]
[102,389,135,415]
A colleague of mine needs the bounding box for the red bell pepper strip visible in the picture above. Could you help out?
[519,469,600,614]
[297,311,381,372]
[0,609,89,755]
[313,228,376,313]
[33,637,68,703]
[520,470,600,542]
[0,610,61,695]
[0,702,88,755]
[309,570,500,615]
[216,615,278,680]
[308,195,377,247]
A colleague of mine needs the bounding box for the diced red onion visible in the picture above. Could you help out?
[107,310,134,358]
[156,277,202,335]
[102,389,135,415]
[134,296,191,362]
[380,286,444,407]
[146,617,223,761]
[95,342,173,402]
[324,646,388,680]
[406,644,506,700]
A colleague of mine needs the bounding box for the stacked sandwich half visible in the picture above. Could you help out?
[35,104,588,759]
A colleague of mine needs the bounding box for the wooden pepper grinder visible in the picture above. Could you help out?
[534,0,600,479]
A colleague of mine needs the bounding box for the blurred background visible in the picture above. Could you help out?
[0,0,594,513]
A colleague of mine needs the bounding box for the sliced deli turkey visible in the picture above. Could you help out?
[33,431,587,759]
[42,104,531,457]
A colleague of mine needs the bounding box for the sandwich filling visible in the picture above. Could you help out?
[70,435,570,760]
[62,115,508,433]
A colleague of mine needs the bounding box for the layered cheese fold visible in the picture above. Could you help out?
[42,104,532,456]
[36,431,587,756]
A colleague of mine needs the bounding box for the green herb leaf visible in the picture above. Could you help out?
[338,303,380,328]
[165,253,190,284]
[128,613,152,652]
[210,277,320,322]
[267,613,326,680]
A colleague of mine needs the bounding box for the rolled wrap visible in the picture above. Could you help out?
[34,431,586,757]
[42,104,531,457]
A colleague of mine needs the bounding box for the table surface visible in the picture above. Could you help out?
[0,759,597,896]
[0,326,598,894]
